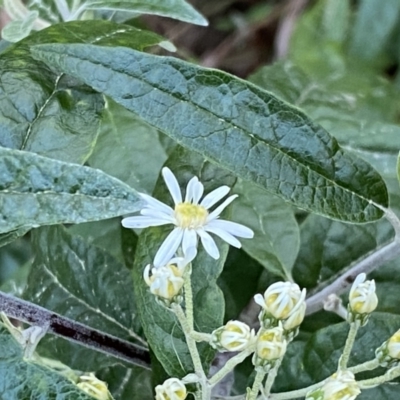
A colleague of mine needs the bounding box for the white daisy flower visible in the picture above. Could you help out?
[122,167,254,267]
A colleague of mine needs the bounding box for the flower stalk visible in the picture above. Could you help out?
[339,321,361,370]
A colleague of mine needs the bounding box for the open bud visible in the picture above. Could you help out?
[376,329,400,367]
[306,370,360,400]
[254,281,306,331]
[77,373,113,400]
[210,320,255,352]
[348,273,378,326]
[144,248,196,306]
[155,378,187,400]
[252,326,287,372]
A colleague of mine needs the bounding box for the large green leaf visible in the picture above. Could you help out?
[0,147,142,233]
[23,226,145,371]
[232,179,299,279]
[89,99,168,194]
[132,146,233,377]
[0,20,166,164]
[249,61,400,181]
[31,44,388,223]
[84,0,208,26]
[0,326,94,400]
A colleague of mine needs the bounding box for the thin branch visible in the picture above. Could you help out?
[0,291,151,369]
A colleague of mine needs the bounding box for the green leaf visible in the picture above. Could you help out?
[232,179,299,279]
[218,248,263,322]
[89,99,168,193]
[31,44,388,223]
[292,213,392,290]
[0,326,94,400]
[132,146,234,377]
[0,20,167,164]
[23,226,145,371]
[0,228,30,249]
[97,365,153,400]
[84,0,208,26]
[0,147,142,233]
[349,0,400,61]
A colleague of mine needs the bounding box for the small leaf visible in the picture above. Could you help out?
[132,146,234,377]
[0,20,166,164]
[0,228,30,249]
[232,180,299,279]
[23,226,145,371]
[0,147,142,233]
[31,43,388,223]
[0,326,94,400]
[85,0,208,26]
[89,99,168,193]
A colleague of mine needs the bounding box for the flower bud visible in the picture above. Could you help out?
[210,321,255,352]
[144,249,196,305]
[77,373,112,400]
[306,370,360,400]
[155,378,187,400]
[252,326,287,372]
[254,282,306,330]
[376,329,400,367]
[348,273,378,325]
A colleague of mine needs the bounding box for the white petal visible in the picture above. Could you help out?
[184,246,197,263]
[162,167,182,205]
[254,294,265,308]
[140,193,174,215]
[204,226,242,248]
[192,180,204,204]
[200,186,230,209]
[184,176,203,204]
[197,229,220,259]
[182,229,198,255]
[208,195,238,220]
[207,219,254,238]
[141,208,176,223]
[154,228,184,268]
[122,216,170,229]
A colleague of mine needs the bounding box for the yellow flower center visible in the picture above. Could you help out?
[175,202,208,229]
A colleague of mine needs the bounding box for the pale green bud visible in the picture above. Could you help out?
[155,378,187,400]
[306,370,360,400]
[210,320,255,352]
[348,273,378,326]
[376,329,400,367]
[77,373,113,400]
[252,326,287,372]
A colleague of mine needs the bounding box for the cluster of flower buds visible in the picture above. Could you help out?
[254,281,307,338]
[376,329,400,367]
[252,325,287,372]
[155,378,187,400]
[347,273,378,326]
[305,370,360,400]
[77,373,113,400]
[210,320,255,352]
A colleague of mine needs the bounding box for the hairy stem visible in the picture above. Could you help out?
[358,365,400,388]
[0,291,150,368]
[246,370,266,400]
[339,321,360,370]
